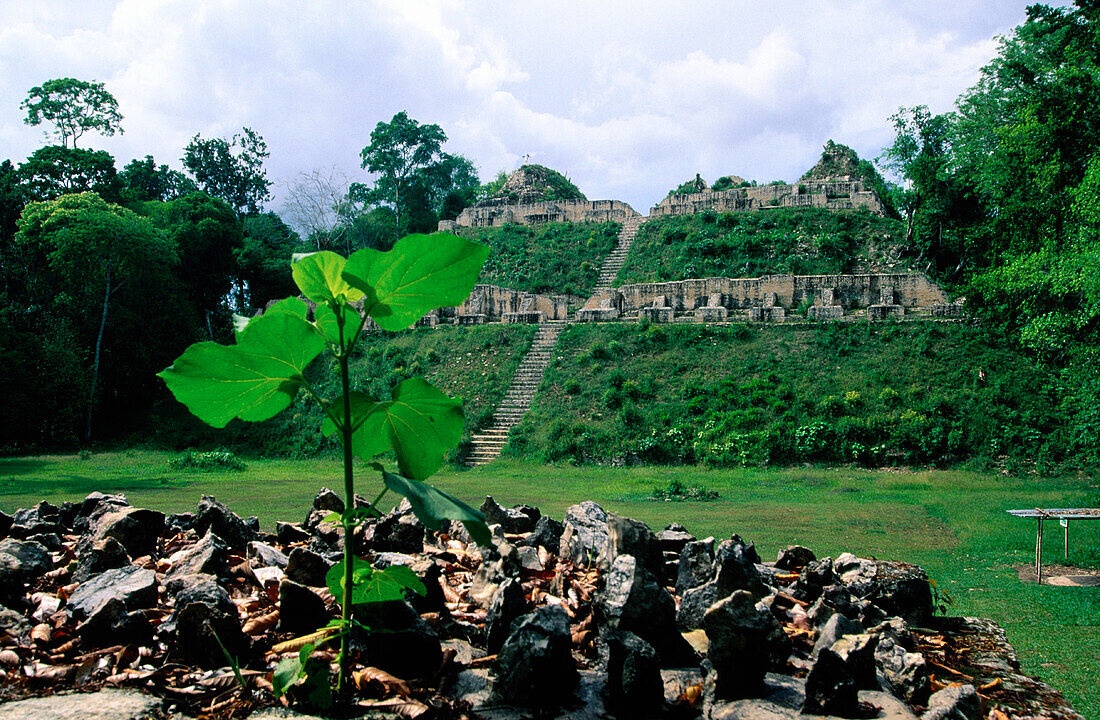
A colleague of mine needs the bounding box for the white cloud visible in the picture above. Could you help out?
[0,0,1065,213]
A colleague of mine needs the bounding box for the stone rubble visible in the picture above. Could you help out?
[0,493,1085,720]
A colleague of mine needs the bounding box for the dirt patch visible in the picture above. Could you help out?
[1015,564,1100,586]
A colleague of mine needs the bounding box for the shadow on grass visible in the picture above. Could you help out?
[0,458,55,476]
[0,475,191,497]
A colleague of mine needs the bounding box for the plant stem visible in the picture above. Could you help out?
[338,315,355,694]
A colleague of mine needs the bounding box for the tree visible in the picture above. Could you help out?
[14,192,176,441]
[119,155,197,203]
[282,166,354,252]
[21,78,123,149]
[18,146,119,202]
[149,193,243,338]
[878,106,986,276]
[356,112,448,236]
[182,128,272,215]
[237,212,302,311]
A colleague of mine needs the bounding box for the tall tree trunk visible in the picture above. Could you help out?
[85,270,113,443]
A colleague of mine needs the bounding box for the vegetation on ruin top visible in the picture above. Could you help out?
[478,163,586,205]
[615,207,910,284]
[456,220,620,296]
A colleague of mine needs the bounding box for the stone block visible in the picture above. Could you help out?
[694,306,728,322]
[868,305,903,321]
[808,305,843,320]
[748,307,785,323]
[931,304,963,318]
[576,307,619,322]
[502,311,545,324]
[640,306,674,323]
[457,314,487,325]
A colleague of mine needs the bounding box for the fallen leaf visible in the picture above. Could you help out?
[465,654,497,669]
[353,666,412,697]
[242,608,279,635]
[0,649,21,667]
[680,682,703,705]
[269,626,339,655]
[31,623,51,645]
[356,697,430,718]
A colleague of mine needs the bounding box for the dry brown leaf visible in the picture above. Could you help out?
[354,666,412,697]
[988,709,1010,720]
[31,623,51,645]
[241,608,279,635]
[979,678,1003,692]
[269,626,339,654]
[48,639,81,662]
[356,697,429,718]
[466,654,497,669]
[36,664,76,683]
[0,649,21,667]
[680,682,703,705]
[930,660,973,680]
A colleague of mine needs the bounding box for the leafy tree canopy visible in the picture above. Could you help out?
[18,146,119,202]
[237,212,302,311]
[351,111,477,236]
[120,155,197,204]
[182,127,272,216]
[21,78,123,149]
[15,192,178,439]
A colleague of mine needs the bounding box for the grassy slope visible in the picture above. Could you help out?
[1,454,1096,716]
[154,324,535,458]
[506,321,1067,469]
[456,221,620,297]
[616,208,910,284]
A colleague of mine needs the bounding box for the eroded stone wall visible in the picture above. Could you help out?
[441,199,640,230]
[650,180,887,218]
[577,273,949,322]
[454,284,573,322]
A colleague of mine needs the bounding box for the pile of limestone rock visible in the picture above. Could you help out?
[0,491,1084,720]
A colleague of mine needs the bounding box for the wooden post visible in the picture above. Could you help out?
[1036,516,1044,585]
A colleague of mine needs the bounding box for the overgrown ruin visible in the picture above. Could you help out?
[433,141,955,327]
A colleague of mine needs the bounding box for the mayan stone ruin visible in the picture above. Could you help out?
[430,143,962,327]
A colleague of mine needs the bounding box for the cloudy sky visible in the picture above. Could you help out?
[0,1,1067,216]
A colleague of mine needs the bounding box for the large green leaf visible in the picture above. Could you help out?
[325,557,426,605]
[235,297,308,339]
[158,309,324,428]
[340,378,463,480]
[383,471,491,546]
[292,251,364,304]
[342,233,489,331]
[314,302,364,347]
[320,390,376,439]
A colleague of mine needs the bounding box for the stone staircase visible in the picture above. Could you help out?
[465,215,644,466]
[466,321,564,466]
[594,215,642,291]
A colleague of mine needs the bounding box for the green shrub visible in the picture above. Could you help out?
[650,479,720,502]
[168,450,247,472]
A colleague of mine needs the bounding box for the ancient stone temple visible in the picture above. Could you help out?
[649,140,889,218]
[439,164,641,230]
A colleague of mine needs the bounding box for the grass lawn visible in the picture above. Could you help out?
[1,452,1097,716]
